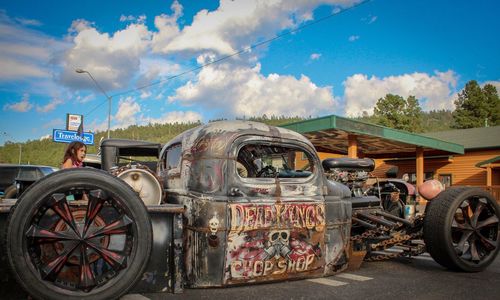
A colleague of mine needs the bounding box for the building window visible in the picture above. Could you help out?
[438,174,452,187]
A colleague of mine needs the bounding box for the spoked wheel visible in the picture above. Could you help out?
[6,168,152,300]
[424,187,500,272]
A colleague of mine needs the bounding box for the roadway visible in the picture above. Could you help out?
[2,252,499,300]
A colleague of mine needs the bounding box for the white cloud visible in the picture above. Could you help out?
[140,91,152,99]
[120,14,146,23]
[86,118,108,133]
[136,57,182,88]
[42,118,64,129]
[348,35,359,42]
[343,70,459,116]
[169,63,339,118]
[0,59,48,80]
[36,97,64,113]
[120,15,135,22]
[151,1,183,53]
[0,11,62,81]
[310,53,321,60]
[145,111,203,124]
[361,14,377,24]
[3,94,33,112]
[114,97,141,128]
[59,19,152,91]
[15,17,42,27]
[76,93,95,103]
[152,0,359,55]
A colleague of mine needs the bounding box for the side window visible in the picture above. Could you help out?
[236,144,314,179]
[166,144,182,170]
[438,174,452,187]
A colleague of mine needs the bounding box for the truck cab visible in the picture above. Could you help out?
[159,121,352,286]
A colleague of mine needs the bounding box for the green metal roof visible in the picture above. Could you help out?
[476,156,500,168]
[423,126,500,150]
[281,115,464,157]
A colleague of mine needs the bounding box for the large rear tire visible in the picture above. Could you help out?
[423,187,500,272]
[5,168,152,300]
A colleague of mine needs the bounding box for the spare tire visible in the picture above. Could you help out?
[5,168,152,300]
[423,187,500,272]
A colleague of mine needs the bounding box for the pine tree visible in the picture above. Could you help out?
[452,80,500,128]
[373,94,423,132]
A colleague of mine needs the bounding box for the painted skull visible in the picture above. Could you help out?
[269,230,289,244]
[264,230,291,259]
[209,215,219,235]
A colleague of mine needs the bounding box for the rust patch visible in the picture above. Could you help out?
[347,246,366,271]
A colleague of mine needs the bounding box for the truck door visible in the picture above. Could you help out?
[223,138,326,284]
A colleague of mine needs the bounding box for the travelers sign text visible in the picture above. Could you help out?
[52,129,94,145]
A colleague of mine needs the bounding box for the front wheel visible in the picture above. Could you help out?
[5,168,152,300]
[423,187,500,272]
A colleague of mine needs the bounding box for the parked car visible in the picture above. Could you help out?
[0,121,498,300]
[0,164,58,199]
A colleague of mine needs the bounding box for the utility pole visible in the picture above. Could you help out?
[75,69,113,139]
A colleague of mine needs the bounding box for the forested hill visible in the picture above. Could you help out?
[354,109,454,133]
[0,111,452,167]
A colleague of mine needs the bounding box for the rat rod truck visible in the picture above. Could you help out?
[0,121,499,300]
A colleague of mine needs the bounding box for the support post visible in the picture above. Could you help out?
[416,147,424,188]
[348,134,358,158]
[486,166,492,187]
[416,147,425,209]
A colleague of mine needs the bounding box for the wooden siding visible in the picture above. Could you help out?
[375,149,500,186]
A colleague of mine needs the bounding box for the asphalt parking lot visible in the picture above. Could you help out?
[2,252,499,300]
[141,253,500,300]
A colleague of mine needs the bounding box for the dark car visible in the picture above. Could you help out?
[0,164,58,198]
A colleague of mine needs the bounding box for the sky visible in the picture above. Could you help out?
[1,0,499,145]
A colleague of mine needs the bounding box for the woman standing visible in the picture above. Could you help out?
[61,141,87,169]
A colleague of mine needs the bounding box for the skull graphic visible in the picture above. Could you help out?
[264,230,292,259]
[209,215,219,235]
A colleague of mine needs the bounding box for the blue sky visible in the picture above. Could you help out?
[1,0,499,145]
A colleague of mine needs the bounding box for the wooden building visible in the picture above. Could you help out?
[378,126,500,201]
[282,116,500,202]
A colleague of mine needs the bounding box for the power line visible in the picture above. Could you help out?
[85,0,372,116]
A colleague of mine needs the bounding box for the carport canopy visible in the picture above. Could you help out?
[281,115,464,188]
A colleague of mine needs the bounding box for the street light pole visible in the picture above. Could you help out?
[75,68,112,139]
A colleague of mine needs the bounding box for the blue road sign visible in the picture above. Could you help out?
[53,129,94,145]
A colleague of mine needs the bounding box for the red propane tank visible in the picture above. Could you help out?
[418,179,445,200]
